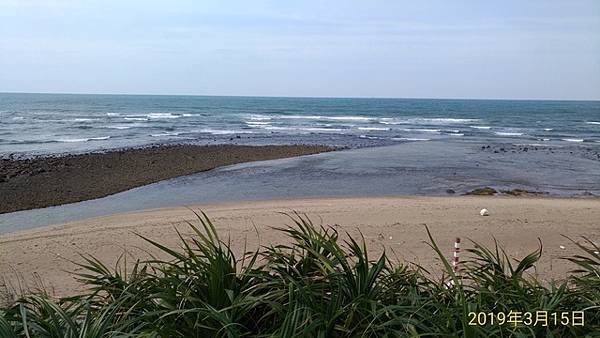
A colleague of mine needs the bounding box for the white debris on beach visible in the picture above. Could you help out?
[480,208,490,216]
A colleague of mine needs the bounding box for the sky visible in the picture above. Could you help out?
[1,1,599,100]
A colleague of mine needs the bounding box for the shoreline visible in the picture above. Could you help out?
[0,144,333,214]
[1,195,598,298]
[1,139,599,232]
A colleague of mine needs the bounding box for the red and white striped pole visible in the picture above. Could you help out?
[452,237,461,274]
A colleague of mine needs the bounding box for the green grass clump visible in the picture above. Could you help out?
[1,212,599,337]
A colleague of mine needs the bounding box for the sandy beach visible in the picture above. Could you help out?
[1,195,598,298]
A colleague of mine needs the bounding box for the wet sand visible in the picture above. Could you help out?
[0,144,332,213]
[1,196,598,298]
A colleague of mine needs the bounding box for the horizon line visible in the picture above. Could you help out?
[1,91,599,102]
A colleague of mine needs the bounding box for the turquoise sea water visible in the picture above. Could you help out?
[1,93,599,155]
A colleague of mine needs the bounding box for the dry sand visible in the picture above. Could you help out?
[1,196,599,298]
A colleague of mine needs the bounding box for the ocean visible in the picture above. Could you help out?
[2,93,600,230]
[1,93,599,156]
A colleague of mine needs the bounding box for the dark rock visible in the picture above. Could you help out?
[465,187,498,196]
[501,188,548,196]
[33,168,46,175]
[0,144,334,214]
[446,189,456,194]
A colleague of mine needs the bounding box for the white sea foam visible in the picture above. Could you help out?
[562,138,584,142]
[516,143,546,147]
[147,113,180,119]
[245,121,271,126]
[413,128,441,133]
[72,118,98,122]
[280,115,326,120]
[380,117,478,125]
[182,114,194,117]
[401,128,440,133]
[261,126,291,131]
[57,138,90,143]
[357,127,390,131]
[57,136,110,142]
[124,117,149,121]
[358,135,382,140]
[544,128,554,131]
[378,118,407,125]
[495,132,523,136]
[391,137,430,141]
[327,116,372,121]
[248,114,272,121]
[151,132,181,137]
[12,116,24,120]
[586,122,600,125]
[261,126,343,133]
[198,128,254,135]
[417,118,477,124]
[470,126,491,130]
[280,115,372,122]
[448,133,464,136]
[106,113,120,116]
[301,127,344,132]
[106,126,131,130]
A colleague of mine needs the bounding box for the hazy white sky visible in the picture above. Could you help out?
[1,0,599,100]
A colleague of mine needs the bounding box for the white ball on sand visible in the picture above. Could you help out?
[480,208,490,216]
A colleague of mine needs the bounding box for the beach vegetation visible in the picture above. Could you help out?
[0,212,598,337]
